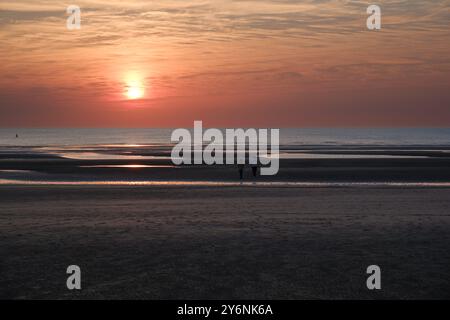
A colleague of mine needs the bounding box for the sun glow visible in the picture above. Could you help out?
[126,86,144,99]
[124,71,145,99]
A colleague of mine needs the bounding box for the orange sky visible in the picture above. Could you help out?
[1,0,449,127]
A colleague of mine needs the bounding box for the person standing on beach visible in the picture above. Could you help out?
[238,164,244,182]
[251,165,258,178]
[250,154,258,178]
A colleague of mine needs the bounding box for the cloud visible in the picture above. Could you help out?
[0,0,449,126]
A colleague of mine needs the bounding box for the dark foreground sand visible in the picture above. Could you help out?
[1,185,450,299]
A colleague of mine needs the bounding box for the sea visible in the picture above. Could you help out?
[1,128,450,147]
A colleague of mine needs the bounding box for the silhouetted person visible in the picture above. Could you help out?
[249,155,258,178]
[16,133,18,138]
[238,164,244,182]
[251,165,258,177]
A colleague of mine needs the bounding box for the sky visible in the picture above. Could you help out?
[0,0,449,127]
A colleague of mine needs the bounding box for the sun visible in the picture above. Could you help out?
[126,86,144,99]
[123,71,146,100]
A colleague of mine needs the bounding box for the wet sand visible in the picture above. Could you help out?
[1,185,450,299]
[2,157,450,183]
[2,144,450,183]
[1,144,450,299]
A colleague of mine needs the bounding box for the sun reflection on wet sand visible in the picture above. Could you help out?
[58,152,170,160]
[79,164,175,168]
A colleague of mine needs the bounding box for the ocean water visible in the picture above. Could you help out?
[1,128,450,147]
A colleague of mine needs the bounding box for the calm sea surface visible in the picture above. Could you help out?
[0,128,450,147]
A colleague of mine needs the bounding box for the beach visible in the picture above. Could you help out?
[1,133,450,299]
[1,184,450,299]
[1,143,450,184]
[2,0,450,305]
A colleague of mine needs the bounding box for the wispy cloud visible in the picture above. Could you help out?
[0,0,449,126]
